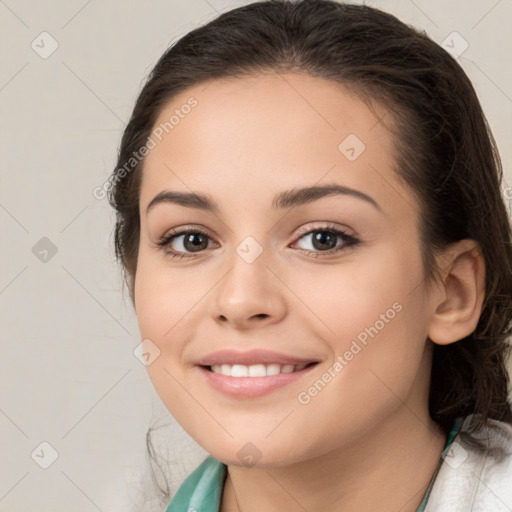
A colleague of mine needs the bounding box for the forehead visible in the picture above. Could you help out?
[139,72,410,219]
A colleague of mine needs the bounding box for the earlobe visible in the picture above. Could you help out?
[427,239,486,346]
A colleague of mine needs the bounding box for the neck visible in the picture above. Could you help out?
[220,407,446,512]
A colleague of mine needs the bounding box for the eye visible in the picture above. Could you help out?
[156,227,216,258]
[291,223,360,256]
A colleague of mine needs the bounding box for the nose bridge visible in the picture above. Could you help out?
[208,235,286,327]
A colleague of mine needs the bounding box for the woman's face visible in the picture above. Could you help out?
[134,72,439,466]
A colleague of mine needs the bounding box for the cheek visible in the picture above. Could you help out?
[293,241,430,402]
[133,261,204,429]
[293,242,422,345]
[134,249,202,341]
[133,253,212,399]
[291,293,430,460]
[133,261,193,411]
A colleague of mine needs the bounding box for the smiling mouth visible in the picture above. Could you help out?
[205,362,318,377]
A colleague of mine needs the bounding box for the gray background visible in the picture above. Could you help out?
[1,0,511,511]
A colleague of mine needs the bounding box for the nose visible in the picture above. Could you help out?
[208,247,287,330]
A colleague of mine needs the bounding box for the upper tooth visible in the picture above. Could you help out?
[266,364,280,375]
[248,364,266,377]
[210,363,308,377]
[231,364,248,377]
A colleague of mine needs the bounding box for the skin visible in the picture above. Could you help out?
[133,72,485,511]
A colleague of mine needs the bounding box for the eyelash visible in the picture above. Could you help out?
[156,223,361,260]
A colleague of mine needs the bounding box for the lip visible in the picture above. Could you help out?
[195,348,320,399]
[197,363,318,399]
[195,348,319,367]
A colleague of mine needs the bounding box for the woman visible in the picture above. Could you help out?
[108,1,512,510]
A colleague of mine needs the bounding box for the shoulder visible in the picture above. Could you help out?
[165,455,227,512]
[425,415,512,512]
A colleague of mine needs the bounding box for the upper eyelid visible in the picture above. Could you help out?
[293,222,354,238]
[160,222,353,241]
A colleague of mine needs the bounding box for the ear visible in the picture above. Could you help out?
[427,239,486,345]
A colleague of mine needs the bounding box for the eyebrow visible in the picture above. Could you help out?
[145,183,382,215]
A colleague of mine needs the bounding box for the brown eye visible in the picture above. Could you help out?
[179,232,210,252]
[157,229,214,256]
[309,231,338,251]
[293,227,359,255]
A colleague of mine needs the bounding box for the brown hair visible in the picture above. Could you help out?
[108,0,512,501]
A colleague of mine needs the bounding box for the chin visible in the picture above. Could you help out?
[196,434,317,469]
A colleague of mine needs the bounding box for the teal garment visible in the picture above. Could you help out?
[165,455,225,512]
[166,418,464,512]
